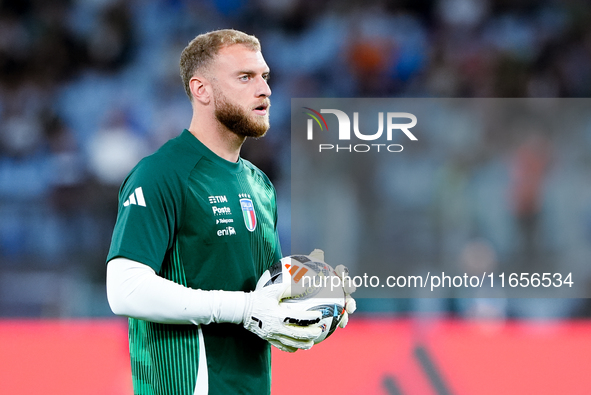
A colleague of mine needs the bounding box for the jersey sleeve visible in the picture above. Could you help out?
[107,157,185,272]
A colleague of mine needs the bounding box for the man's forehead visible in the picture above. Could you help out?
[215,44,268,71]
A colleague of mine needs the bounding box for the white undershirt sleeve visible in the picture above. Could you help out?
[106,257,247,325]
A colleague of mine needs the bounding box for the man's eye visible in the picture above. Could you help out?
[239,75,250,81]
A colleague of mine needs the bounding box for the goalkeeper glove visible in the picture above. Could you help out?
[243,275,322,352]
[334,263,356,328]
[309,249,357,329]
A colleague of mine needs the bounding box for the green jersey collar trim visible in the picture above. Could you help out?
[181,129,244,174]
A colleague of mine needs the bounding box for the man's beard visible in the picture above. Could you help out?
[214,90,270,138]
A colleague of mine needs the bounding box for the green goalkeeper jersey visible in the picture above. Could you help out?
[107,129,282,395]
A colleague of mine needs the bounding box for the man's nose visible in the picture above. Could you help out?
[256,76,271,97]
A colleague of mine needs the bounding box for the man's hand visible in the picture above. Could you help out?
[243,277,322,352]
[309,249,356,329]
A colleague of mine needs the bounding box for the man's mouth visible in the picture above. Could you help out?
[253,102,269,115]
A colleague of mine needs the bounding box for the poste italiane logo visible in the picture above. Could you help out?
[303,107,417,153]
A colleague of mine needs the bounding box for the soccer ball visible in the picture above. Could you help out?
[256,254,346,344]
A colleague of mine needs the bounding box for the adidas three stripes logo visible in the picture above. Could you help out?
[123,187,146,207]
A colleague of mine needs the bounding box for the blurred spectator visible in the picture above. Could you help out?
[87,110,149,187]
[508,132,552,269]
[455,238,508,320]
[85,0,134,72]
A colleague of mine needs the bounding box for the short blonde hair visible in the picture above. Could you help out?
[179,29,261,99]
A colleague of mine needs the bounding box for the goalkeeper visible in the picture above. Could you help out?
[105,29,355,395]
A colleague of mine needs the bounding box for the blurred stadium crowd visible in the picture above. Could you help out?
[1,0,591,317]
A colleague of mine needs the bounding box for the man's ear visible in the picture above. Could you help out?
[189,76,211,104]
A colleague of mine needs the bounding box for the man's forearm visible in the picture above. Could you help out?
[106,258,246,325]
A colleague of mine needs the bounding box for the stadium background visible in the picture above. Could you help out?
[1,0,591,393]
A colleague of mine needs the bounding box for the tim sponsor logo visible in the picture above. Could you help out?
[303,107,417,153]
[209,195,228,204]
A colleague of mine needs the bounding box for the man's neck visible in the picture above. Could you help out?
[188,116,245,163]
